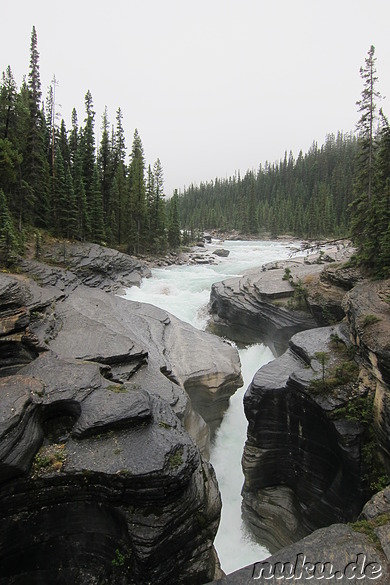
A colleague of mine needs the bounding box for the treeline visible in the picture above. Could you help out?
[178,46,390,278]
[0,26,181,262]
[178,132,358,238]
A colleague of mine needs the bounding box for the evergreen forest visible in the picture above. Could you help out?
[0,26,181,260]
[177,132,358,239]
[1,29,390,278]
[177,44,390,276]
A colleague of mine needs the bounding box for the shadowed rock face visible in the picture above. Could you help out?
[0,265,242,584]
[209,263,323,355]
[343,279,390,472]
[242,325,367,553]
[206,521,390,584]
[0,354,221,585]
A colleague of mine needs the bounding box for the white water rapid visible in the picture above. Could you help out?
[122,239,300,574]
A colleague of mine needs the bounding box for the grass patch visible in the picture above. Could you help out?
[106,384,127,393]
[159,421,173,430]
[361,314,381,328]
[168,446,184,470]
[32,443,66,477]
[350,513,390,547]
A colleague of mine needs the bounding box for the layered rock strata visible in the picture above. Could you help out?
[0,248,242,584]
[208,258,345,355]
[343,279,390,472]
[0,353,221,585]
[241,324,367,552]
[206,491,390,583]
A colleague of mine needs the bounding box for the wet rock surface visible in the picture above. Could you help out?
[208,247,353,354]
[242,324,367,552]
[209,262,322,354]
[20,241,151,293]
[0,354,222,584]
[0,252,242,584]
[206,518,390,584]
[208,250,390,584]
[343,279,390,472]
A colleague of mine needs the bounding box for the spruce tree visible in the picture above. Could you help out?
[127,129,146,253]
[168,190,181,248]
[22,26,50,227]
[350,45,382,264]
[0,188,18,264]
[90,164,105,243]
[0,66,18,140]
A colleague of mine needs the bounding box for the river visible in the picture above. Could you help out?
[122,239,301,574]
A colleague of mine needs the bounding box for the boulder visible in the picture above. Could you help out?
[209,263,321,354]
[45,284,242,448]
[213,249,230,257]
[208,258,351,354]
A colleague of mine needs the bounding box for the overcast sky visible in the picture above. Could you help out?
[1,0,390,195]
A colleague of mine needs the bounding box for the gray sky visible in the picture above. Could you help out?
[1,0,390,196]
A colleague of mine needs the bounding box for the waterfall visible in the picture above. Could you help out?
[122,239,299,572]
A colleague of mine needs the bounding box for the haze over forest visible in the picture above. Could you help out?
[1,0,389,195]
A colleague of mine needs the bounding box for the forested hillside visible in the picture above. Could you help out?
[1,31,390,278]
[178,45,390,278]
[178,132,358,238]
[0,27,180,261]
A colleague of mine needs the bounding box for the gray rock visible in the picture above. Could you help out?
[0,352,222,584]
[242,324,367,552]
[21,241,151,293]
[206,521,390,584]
[209,264,321,354]
[213,248,230,257]
[0,265,242,584]
[344,279,390,472]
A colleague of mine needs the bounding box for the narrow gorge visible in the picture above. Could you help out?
[207,245,390,584]
[2,239,390,584]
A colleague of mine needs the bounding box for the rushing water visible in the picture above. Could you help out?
[122,239,301,573]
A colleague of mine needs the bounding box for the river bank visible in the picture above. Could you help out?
[2,237,390,584]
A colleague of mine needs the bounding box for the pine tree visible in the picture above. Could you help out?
[113,107,126,170]
[72,148,90,240]
[0,66,18,140]
[22,26,50,227]
[168,190,181,248]
[150,157,167,253]
[375,112,390,275]
[58,119,70,168]
[98,106,113,220]
[350,45,383,267]
[69,108,79,165]
[45,75,59,174]
[51,148,66,234]
[63,165,78,239]
[89,164,105,243]
[80,90,96,210]
[0,188,18,264]
[127,129,146,253]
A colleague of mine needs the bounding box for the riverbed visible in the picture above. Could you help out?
[122,239,302,573]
